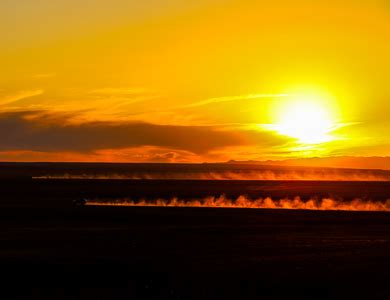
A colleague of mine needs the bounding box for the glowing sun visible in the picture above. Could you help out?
[271,94,338,144]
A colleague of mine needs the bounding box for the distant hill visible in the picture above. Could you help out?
[227,156,390,170]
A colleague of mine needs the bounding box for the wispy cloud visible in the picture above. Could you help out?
[185,93,289,108]
[118,93,290,126]
[0,87,160,122]
[0,90,44,106]
[84,87,161,116]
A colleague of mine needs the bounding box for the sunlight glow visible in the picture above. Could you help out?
[270,92,338,144]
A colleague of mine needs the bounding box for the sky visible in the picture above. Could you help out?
[0,0,389,164]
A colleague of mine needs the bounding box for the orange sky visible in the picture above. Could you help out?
[0,0,389,163]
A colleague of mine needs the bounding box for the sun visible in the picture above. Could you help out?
[270,92,338,144]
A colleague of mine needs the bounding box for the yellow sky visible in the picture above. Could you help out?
[0,0,389,163]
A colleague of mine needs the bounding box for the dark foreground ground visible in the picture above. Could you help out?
[1,179,390,299]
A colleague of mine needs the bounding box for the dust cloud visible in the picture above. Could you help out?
[86,195,390,212]
[34,169,390,181]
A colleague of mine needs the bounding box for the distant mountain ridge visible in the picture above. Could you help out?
[227,156,390,170]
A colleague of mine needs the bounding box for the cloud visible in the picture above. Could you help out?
[0,111,249,153]
[0,146,198,163]
[0,110,291,161]
[85,87,162,117]
[0,90,44,106]
[185,93,289,108]
[95,147,199,163]
[0,87,161,123]
[118,93,291,126]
